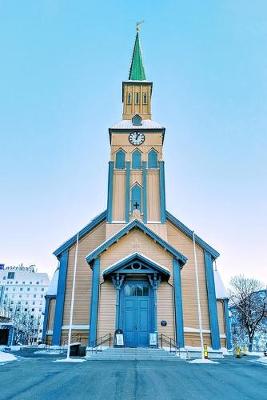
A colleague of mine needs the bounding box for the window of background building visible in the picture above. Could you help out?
[7,272,15,279]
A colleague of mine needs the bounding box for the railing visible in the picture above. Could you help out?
[91,333,112,354]
[158,333,180,357]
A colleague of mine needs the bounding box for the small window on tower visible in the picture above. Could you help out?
[143,93,147,104]
[135,93,139,105]
[127,93,132,105]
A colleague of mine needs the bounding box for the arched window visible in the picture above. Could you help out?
[115,149,125,169]
[132,149,141,169]
[131,184,142,212]
[127,93,131,105]
[135,93,139,105]
[132,114,142,126]
[143,93,147,104]
[148,149,158,168]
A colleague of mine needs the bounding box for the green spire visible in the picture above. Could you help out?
[128,32,146,81]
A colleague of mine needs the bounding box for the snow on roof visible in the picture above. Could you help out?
[214,269,228,299]
[46,268,59,296]
[111,119,164,130]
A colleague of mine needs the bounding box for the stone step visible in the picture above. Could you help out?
[86,347,183,361]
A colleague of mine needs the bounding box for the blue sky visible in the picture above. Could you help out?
[0,1,266,286]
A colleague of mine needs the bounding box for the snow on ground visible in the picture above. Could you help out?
[34,350,63,355]
[256,357,267,365]
[188,359,219,364]
[54,358,86,363]
[0,352,17,363]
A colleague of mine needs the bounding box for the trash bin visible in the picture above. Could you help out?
[70,343,80,356]
[78,345,86,357]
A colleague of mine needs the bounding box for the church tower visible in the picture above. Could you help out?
[45,27,231,354]
[107,29,166,238]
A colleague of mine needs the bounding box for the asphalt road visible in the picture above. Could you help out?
[1,356,266,400]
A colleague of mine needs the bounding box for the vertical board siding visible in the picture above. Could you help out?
[217,300,225,335]
[166,222,211,336]
[97,281,116,338]
[47,299,56,331]
[184,333,211,347]
[62,222,106,332]
[147,170,160,221]
[113,170,126,221]
[157,282,175,339]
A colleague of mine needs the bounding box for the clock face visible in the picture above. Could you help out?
[128,131,145,146]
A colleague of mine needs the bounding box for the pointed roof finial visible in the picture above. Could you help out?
[129,22,146,81]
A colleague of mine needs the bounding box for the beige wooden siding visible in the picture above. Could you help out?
[97,281,116,338]
[157,282,175,339]
[130,170,142,186]
[184,333,211,347]
[166,221,210,331]
[112,170,126,221]
[98,229,174,336]
[217,300,225,335]
[47,298,56,331]
[62,222,106,329]
[100,229,173,276]
[61,330,88,346]
[147,170,160,222]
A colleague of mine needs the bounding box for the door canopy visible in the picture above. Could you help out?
[102,252,170,282]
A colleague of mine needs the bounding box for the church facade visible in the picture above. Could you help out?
[43,31,232,351]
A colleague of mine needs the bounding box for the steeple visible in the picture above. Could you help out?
[128,31,146,81]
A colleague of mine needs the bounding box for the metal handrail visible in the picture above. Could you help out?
[158,333,180,356]
[91,333,112,354]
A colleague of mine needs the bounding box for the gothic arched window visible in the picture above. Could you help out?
[148,149,158,168]
[132,149,141,169]
[115,149,126,169]
[143,93,147,104]
[127,93,131,105]
[131,184,142,212]
[132,114,142,126]
[135,93,139,105]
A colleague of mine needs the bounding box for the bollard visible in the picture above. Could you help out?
[204,344,208,359]
[235,347,241,358]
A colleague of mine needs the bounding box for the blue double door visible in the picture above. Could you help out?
[120,281,153,347]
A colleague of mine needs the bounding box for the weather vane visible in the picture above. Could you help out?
[136,20,144,32]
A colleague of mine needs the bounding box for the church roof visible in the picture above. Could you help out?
[86,219,187,266]
[46,268,59,296]
[110,119,164,130]
[166,211,220,259]
[53,210,106,258]
[53,209,219,261]
[214,269,228,299]
[128,32,146,81]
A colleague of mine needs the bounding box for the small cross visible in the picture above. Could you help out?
[133,201,140,210]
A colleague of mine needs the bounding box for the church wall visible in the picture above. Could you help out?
[112,170,126,221]
[100,229,173,277]
[97,281,116,338]
[111,133,163,162]
[47,298,56,331]
[147,170,160,222]
[184,333,211,347]
[157,282,175,340]
[98,229,174,338]
[130,170,142,186]
[61,330,88,346]
[166,221,211,340]
[62,222,106,336]
[217,300,225,335]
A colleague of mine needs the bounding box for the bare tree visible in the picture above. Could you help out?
[229,275,266,351]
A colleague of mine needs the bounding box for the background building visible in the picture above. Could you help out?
[0,264,50,345]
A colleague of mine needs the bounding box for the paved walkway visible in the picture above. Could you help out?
[1,356,266,400]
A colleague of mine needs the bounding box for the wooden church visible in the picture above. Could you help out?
[43,30,232,351]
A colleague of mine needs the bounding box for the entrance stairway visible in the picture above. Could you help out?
[86,347,182,361]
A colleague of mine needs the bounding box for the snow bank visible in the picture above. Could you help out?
[54,358,86,363]
[34,350,63,355]
[256,357,267,365]
[0,352,17,363]
[188,358,218,364]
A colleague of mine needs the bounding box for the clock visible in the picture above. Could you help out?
[128,131,145,146]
